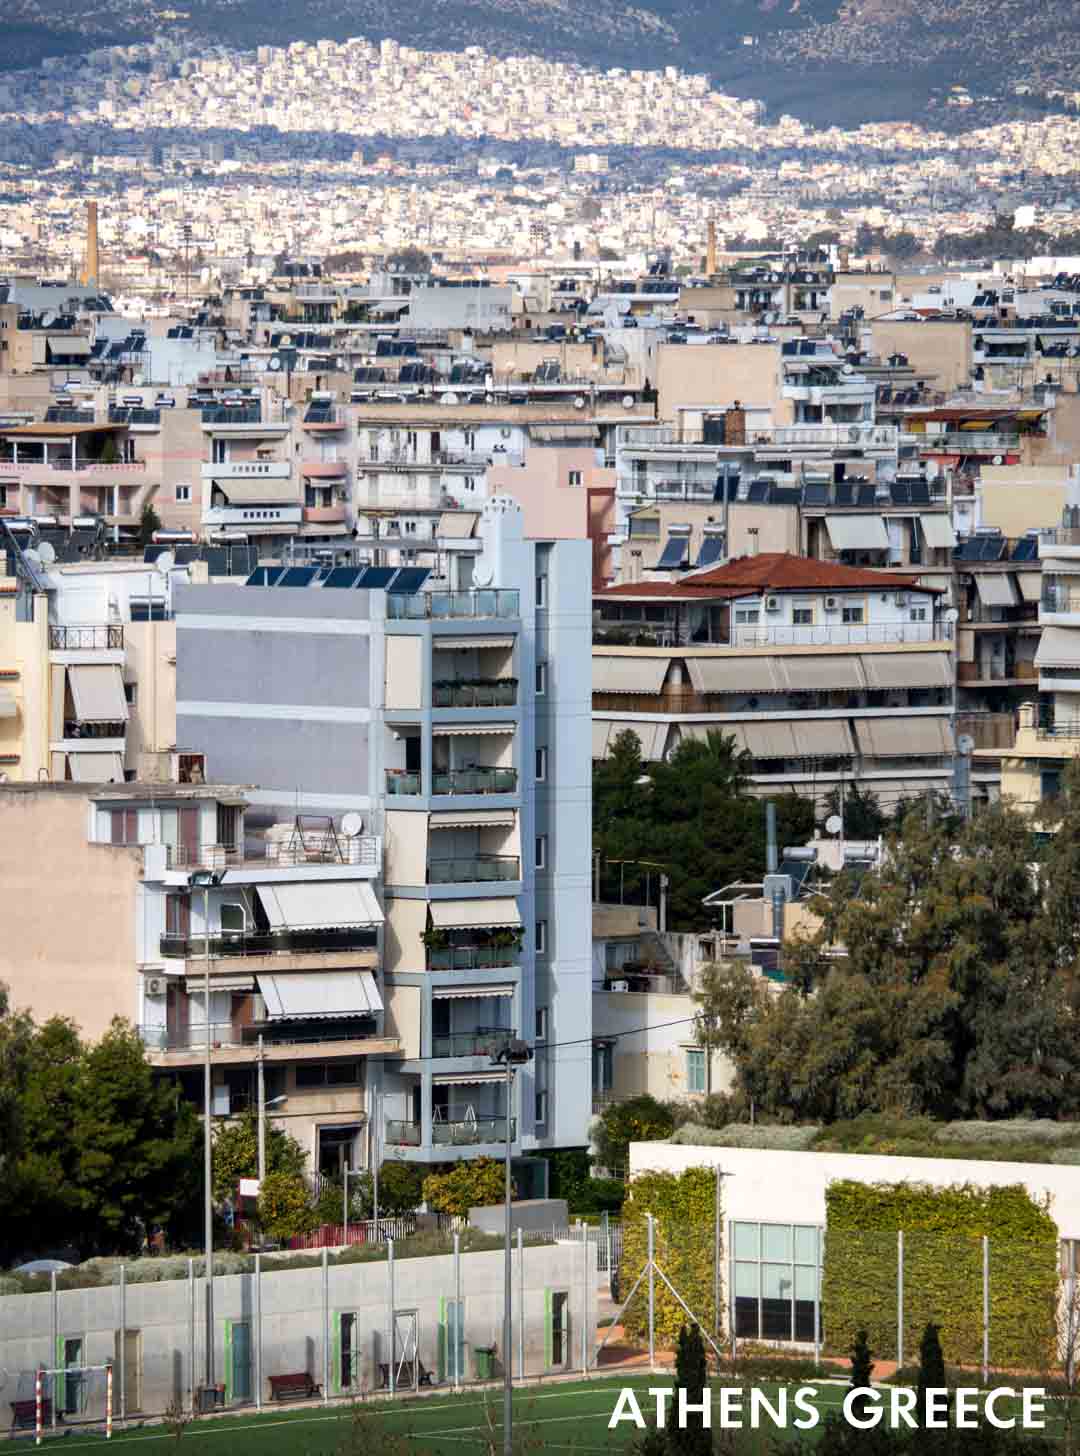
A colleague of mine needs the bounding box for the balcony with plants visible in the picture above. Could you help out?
[432,677,517,709]
[422,925,523,972]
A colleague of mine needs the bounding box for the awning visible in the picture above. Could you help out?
[432,1071,507,1085]
[49,336,91,357]
[433,637,514,651]
[825,515,889,550]
[68,664,129,722]
[594,656,668,694]
[790,719,855,756]
[919,515,957,549]
[1035,627,1080,670]
[254,880,383,931]
[592,720,612,758]
[530,424,599,443]
[215,478,298,505]
[68,751,125,782]
[431,723,515,736]
[684,658,782,694]
[740,722,799,758]
[429,809,516,829]
[438,511,478,538]
[594,719,665,760]
[197,972,256,992]
[860,652,953,689]
[429,898,521,929]
[976,574,1019,607]
[856,717,951,756]
[780,656,865,692]
[0,684,16,719]
[432,985,515,1000]
[1017,571,1043,602]
[258,969,383,1019]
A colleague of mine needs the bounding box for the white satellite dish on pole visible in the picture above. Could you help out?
[825,814,843,836]
[37,541,56,565]
[155,550,175,575]
[957,735,975,755]
[341,811,364,837]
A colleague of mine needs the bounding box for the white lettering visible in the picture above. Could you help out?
[954,1388,980,1428]
[608,1389,646,1430]
[649,1388,674,1427]
[890,1388,918,1429]
[677,1387,712,1429]
[717,1386,743,1427]
[749,1387,787,1429]
[985,1388,1017,1429]
[792,1386,820,1430]
[924,1389,949,1429]
[1021,1388,1046,1430]
[843,1389,882,1428]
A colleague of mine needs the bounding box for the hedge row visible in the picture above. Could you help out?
[619,1167,720,1346]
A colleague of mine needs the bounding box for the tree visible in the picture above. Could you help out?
[377,1160,424,1216]
[386,246,430,274]
[139,500,162,547]
[821,784,886,840]
[256,1171,315,1241]
[670,1324,710,1456]
[849,1329,875,1419]
[593,1095,674,1173]
[211,1109,307,1202]
[917,1322,948,1419]
[422,1157,505,1217]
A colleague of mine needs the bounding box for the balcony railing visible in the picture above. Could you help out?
[385,1117,516,1147]
[388,590,520,620]
[165,843,242,870]
[63,720,127,738]
[386,770,421,795]
[930,433,1021,454]
[1042,587,1080,615]
[432,680,517,708]
[427,945,522,971]
[50,625,124,650]
[731,623,951,647]
[429,854,520,884]
[432,1030,516,1058]
[433,768,517,795]
[160,928,379,959]
[140,1018,377,1052]
[1036,721,1080,741]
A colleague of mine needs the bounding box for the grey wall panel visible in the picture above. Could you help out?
[178,716,369,797]
[177,629,370,709]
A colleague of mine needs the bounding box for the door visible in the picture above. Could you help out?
[179,807,200,865]
[337,1312,361,1393]
[113,1329,141,1413]
[546,1291,568,1370]
[61,1337,84,1415]
[226,1320,252,1404]
[393,1310,419,1389]
[439,1299,465,1384]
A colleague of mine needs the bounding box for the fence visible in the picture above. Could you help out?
[285,1217,416,1250]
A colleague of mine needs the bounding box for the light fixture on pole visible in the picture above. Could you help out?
[189,867,223,1401]
[490,1036,532,1456]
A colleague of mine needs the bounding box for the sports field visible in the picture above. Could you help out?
[22,1377,1070,1455]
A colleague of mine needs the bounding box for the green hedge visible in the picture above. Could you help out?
[822,1180,1058,1370]
[620,1168,720,1346]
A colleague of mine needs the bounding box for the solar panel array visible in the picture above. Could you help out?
[656,537,690,569]
[695,536,724,569]
[1011,536,1039,562]
[244,565,431,593]
[954,535,1006,562]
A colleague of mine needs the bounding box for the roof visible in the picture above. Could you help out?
[1,422,128,437]
[596,552,943,600]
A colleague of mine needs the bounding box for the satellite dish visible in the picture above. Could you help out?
[440,391,459,405]
[40,311,56,328]
[622,394,635,409]
[37,541,56,565]
[957,735,975,755]
[573,395,586,409]
[280,333,292,346]
[24,548,42,567]
[155,550,175,575]
[992,454,1003,465]
[472,561,495,588]
[825,814,843,836]
[945,607,960,624]
[341,811,364,837]
[841,362,854,375]
[268,357,282,371]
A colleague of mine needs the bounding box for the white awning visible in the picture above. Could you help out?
[68,751,125,782]
[185,972,257,992]
[740,722,799,758]
[790,719,855,756]
[825,515,889,550]
[429,898,521,929]
[215,478,299,505]
[437,511,478,538]
[781,656,865,692]
[919,515,957,549]
[432,985,515,1000]
[429,810,516,829]
[593,719,665,760]
[855,717,952,756]
[860,652,953,689]
[976,574,1019,607]
[431,723,515,736]
[684,658,782,694]
[594,656,668,694]
[592,720,611,758]
[433,636,514,651]
[257,970,383,1019]
[432,1071,507,1085]
[1017,571,1043,602]
[255,880,383,931]
[68,664,129,723]
[1036,627,1080,670]
[0,684,17,718]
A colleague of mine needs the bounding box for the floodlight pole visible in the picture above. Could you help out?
[189,868,223,1398]
[492,1037,533,1456]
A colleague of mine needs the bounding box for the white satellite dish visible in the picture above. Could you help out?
[992,454,1003,465]
[24,548,42,567]
[957,735,975,755]
[280,333,292,347]
[341,811,364,837]
[841,362,854,375]
[40,311,56,328]
[37,541,56,565]
[825,814,843,836]
[573,395,586,409]
[268,357,282,371]
[155,550,175,574]
[440,391,459,405]
[622,394,635,409]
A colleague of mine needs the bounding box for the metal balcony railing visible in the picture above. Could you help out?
[432,1030,516,1058]
[63,720,127,738]
[159,928,378,959]
[428,855,520,884]
[432,680,517,708]
[49,625,124,650]
[731,623,952,647]
[426,945,522,971]
[388,590,520,620]
[139,1019,378,1052]
[164,843,242,870]
[385,1117,516,1147]
[432,768,517,796]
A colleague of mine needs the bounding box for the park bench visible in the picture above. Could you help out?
[377,1361,434,1391]
[10,1398,52,1431]
[268,1373,321,1402]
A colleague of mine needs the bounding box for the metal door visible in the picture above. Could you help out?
[230,1320,252,1403]
[393,1310,418,1389]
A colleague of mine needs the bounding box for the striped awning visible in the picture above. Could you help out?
[431,723,515,736]
[255,880,383,930]
[429,898,521,929]
[431,986,515,1000]
[429,810,516,829]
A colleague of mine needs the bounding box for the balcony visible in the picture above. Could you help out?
[388,590,520,621]
[302,504,347,525]
[160,927,379,959]
[385,1117,516,1148]
[731,623,951,647]
[386,770,421,796]
[432,1030,516,1058]
[426,944,522,972]
[50,625,124,650]
[433,768,517,796]
[924,433,1021,454]
[654,479,721,502]
[0,458,146,477]
[199,461,290,480]
[1042,586,1080,615]
[429,854,520,884]
[432,679,517,709]
[139,1019,396,1066]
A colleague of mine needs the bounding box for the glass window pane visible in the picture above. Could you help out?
[794,1226,819,1265]
[734,1298,759,1339]
[734,1263,759,1298]
[733,1222,759,1260]
[762,1263,792,1300]
[763,1225,792,1261]
[794,1265,818,1302]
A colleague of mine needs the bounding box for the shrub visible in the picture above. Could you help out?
[377,1160,424,1216]
[669,1123,820,1150]
[620,1168,720,1346]
[256,1172,316,1240]
[593,1095,675,1171]
[422,1157,504,1217]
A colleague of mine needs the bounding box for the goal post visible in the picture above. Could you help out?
[34,1364,113,1444]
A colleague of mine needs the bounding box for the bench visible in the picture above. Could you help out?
[10,1399,52,1431]
[268,1373,321,1403]
[377,1362,434,1391]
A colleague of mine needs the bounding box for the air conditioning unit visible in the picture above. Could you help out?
[145,976,165,996]
[609,979,629,993]
[764,595,781,612]
[824,595,840,610]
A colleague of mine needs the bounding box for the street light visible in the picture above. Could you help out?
[189,867,223,1401]
[490,1037,533,1456]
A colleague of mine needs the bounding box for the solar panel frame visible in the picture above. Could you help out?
[1011,536,1038,561]
[656,537,690,569]
[323,566,365,589]
[277,566,319,587]
[245,566,285,586]
[387,566,431,594]
[695,536,724,568]
[356,566,398,588]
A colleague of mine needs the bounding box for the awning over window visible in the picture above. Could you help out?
[215,478,299,505]
[429,898,521,929]
[684,657,782,693]
[594,656,668,694]
[68,751,125,782]
[790,719,855,756]
[431,723,515,736]
[433,636,514,651]
[824,515,889,550]
[976,574,1019,607]
[68,664,129,723]
[740,722,799,758]
[1036,627,1080,670]
[592,719,666,760]
[860,652,953,689]
[432,985,515,1000]
[429,809,516,829]
[1016,571,1043,602]
[855,717,952,756]
[257,969,383,1019]
[780,656,864,692]
[919,514,957,549]
[432,1071,507,1085]
[254,880,383,931]
[0,684,17,719]
[437,511,478,537]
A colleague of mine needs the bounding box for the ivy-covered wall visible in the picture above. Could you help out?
[620,1167,721,1345]
[822,1180,1058,1370]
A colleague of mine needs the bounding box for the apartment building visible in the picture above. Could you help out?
[173,498,593,1171]
[593,552,956,809]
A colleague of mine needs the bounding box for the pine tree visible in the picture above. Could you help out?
[849,1329,874,1418]
[670,1324,710,1456]
[917,1321,948,1422]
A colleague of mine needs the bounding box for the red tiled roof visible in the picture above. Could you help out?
[596,552,943,598]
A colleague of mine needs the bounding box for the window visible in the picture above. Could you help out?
[219,903,246,935]
[535,747,548,782]
[732,1221,822,1343]
[535,661,547,696]
[593,1041,613,1093]
[1042,769,1063,801]
[536,574,548,609]
[535,1090,548,1125]
[686,1048,706,1093]
[175,484,191,502]
[130,600,168,621]
[110,808,138,844]
[535,1006,548,1040]
[535,920,547,955]
[568,470,582,487]
[910,606,928,623]
[535,834,547,869]
[734,608,759,626]
[124,682,137,705]
[296,1063,360,1088]
[841,604,864,624]
[165,893,190,938]
[792,603,814,626]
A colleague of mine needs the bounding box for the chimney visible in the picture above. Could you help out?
[706,219,717,277]
[82,200,99,287]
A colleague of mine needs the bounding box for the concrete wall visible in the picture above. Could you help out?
[0,1240,596,1413]
[868,319,972,393]
[0,591,49,781]
[657,343,785,425]
[979,465,1068,536]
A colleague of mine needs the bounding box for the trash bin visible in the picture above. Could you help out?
[474,1346,496,1381]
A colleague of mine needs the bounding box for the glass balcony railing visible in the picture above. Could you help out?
[139,1017,377,1051]
[429,855,520,884]
[388,590,520,620]
[385,1118,516,1147]
[433,767,517,795]
[386,771,421,795]
[426,945,522,971]
[432,680,517,708]
[432,1030,516,1058]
